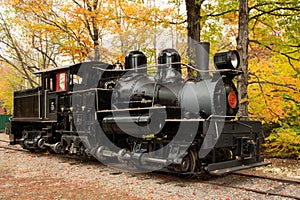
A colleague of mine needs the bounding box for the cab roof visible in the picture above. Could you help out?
[33,61,107,75]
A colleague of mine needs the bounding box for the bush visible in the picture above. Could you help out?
[263,125,300,159]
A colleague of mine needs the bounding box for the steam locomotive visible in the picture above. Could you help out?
[8,42,269,175]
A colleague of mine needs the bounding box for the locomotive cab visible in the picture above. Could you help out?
[9,63,93,147]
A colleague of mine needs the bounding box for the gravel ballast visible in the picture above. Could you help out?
[0,133,299,200]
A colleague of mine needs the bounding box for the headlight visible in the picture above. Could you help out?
[214,50,240,70]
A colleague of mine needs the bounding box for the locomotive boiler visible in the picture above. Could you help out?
[8,42,269,175]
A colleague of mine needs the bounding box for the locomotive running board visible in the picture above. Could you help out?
[207,158,272,175]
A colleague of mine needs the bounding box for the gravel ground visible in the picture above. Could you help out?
[0,133,299,200]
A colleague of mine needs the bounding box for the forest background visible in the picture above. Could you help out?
[0,0,299,158]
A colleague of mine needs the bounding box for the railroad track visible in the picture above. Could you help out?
[233,171,300,185]
[0,145,27,152]
[0,139,9,143]
[0,139,28,152]
[0,144,28,152]
[204,172,300,200]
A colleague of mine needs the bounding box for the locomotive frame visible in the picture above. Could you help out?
[8,43,270,176]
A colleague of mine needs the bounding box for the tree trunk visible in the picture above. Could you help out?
[237,0,249,119]
[92,0,100,61]
[185,0,201,78]
[93,26,100,61]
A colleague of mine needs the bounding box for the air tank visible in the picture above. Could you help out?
[157,48,182,80]
[124,50,147,74]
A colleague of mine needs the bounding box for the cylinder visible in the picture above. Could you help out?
[195,42,210,79]
[157,48,181,80]
[180,78,227,118]
[124,51,147,74]
[101,113,165,136]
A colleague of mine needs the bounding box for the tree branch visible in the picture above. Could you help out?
[249,39,300,74]
[249,5,300,21]
[249,1,299,12]
[248,72,283,118]
[248,80,297,91]
[206,9,238,17]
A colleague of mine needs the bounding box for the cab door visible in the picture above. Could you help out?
[43,72,64,121]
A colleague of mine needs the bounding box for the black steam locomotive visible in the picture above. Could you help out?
[8,42,269,175]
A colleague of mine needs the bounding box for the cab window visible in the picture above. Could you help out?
[70,74,82,85]
[56,72,67,91]
[44,76,54,91]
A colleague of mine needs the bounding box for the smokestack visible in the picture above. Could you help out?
[195,42,210,79]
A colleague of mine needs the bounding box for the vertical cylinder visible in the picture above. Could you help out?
[195,42,210,79]
[124,51,147,74]
[157,48,181,80]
